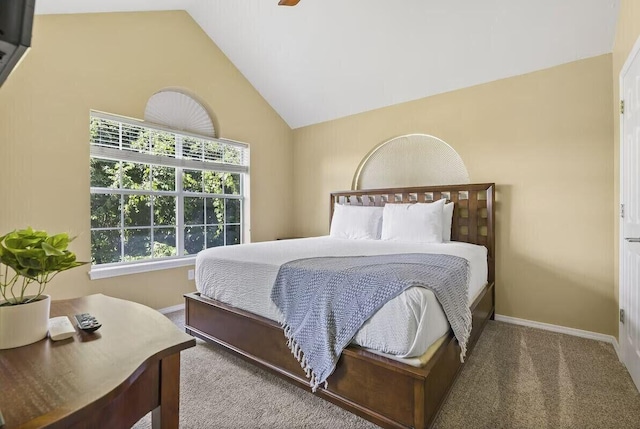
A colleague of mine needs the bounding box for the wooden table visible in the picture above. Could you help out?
[0,294,195,429]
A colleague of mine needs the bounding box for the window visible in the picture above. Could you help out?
[89,111,248,277]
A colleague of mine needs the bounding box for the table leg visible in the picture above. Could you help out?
[151,353,181,429]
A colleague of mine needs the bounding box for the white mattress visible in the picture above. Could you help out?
[195,237,487,358]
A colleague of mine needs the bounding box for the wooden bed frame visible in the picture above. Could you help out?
[184,183,495,429]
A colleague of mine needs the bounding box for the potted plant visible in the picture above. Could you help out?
[0,227,87,349]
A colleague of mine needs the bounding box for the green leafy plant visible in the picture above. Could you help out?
[0,227,87,306]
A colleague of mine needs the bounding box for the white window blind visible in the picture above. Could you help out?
[90,111,248,173]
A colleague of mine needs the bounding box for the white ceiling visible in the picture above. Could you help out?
[36,0,620,129]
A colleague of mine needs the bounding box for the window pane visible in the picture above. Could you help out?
[225,199,241,224]
[151,131,176,157]
[153,196,176,226]
[152,166,175,191]
[124,195,151,227]
[122,162,150,190]
[225,224,241,246]
[206,198,223,225]
[121,124,149,153]
[124,228,151,261]
[90,118,120,148]
[224,145,243,165]
[182,137,203,160]
[184,197,204,225]
[153,227,177,258]
[184,226,205,255]
[204,141,223,163]
[223,173,241,195]
[183,170,202,193]
[90,158,120,188]
[206,225,224,248]
[91,194,121,228]
[203,171,224,194]
[91,229,121,264]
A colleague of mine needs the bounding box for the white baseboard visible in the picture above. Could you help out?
[495,314,622,361]
[158,303,185,315]
[611,338,621,361]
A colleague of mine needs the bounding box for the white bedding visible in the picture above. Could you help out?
[195,236,487,358]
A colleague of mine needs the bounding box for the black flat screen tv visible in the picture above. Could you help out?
[0,0,35,88]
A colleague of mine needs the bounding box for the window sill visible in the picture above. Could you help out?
[89,257,196,280]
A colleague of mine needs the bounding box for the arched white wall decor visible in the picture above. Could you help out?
[352,134,470,190]
[144,89,216,137]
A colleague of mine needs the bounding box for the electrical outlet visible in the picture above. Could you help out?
[188,269,195,281]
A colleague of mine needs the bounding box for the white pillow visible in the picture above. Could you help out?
[330,205,384,240]
[381,198,445,243]
[443,201,454,242]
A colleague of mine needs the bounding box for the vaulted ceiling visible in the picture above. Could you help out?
[36,0,620,129]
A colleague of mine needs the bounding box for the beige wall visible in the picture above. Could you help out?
[0,12,294,309]
[612,0,640,339]
[293,55,616,336]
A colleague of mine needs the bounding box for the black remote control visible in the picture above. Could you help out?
[74,313,102,333]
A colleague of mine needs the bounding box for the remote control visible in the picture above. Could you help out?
[74,313,102,333]
[48,316,76,341]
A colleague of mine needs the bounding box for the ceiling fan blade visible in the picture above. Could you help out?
[278,0,300,5]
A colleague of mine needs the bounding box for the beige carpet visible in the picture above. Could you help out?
[134,312,640,429]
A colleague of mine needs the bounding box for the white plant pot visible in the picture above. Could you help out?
[0,294,51,349]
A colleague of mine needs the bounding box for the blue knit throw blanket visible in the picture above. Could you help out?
[271,253,470,392]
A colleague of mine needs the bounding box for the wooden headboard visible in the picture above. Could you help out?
[330,183,495,283]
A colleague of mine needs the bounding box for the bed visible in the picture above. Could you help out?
[184,183,495,429]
